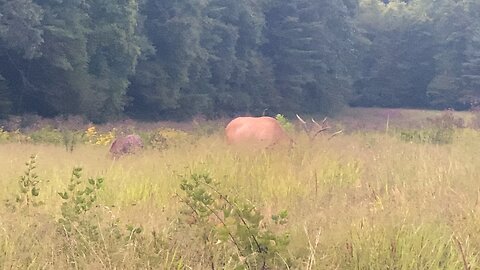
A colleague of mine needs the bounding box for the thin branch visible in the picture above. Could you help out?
[202,182,264,255]
[174,193,200,224]
[176,191,246,262]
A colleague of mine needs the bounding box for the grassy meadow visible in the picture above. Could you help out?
[1,108,480,269]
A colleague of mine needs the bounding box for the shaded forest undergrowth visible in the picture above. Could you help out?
[2,108,480,269]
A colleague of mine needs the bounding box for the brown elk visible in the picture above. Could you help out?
[225,115,342,148]
[224,116,292,148]
[109,134,144,158]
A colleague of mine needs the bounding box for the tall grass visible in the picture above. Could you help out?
[1,127,480,269]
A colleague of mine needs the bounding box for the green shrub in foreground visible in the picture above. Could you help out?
[177,172,291,269]
[4,154,44,211]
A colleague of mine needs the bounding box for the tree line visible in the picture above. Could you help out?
[0,0,478,122]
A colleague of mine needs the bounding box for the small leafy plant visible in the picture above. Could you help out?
[57,167,104,234]
[56,167,148,268]
[177,173,291,269]
[5,154,44,211]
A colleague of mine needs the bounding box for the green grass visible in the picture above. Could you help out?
[1,113,480,269]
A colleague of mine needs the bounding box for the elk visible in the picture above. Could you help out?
[109,134,144,158]
[224,116,292,148]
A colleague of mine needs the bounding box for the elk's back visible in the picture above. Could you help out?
[225,117,289,147]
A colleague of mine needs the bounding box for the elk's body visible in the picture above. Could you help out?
[225,116,291,147]
[109,134,144,158]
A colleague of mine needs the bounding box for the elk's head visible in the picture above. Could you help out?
[296,114,343,140]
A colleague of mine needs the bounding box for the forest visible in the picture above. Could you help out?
[0,0,479,122]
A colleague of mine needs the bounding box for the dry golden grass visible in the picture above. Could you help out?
[1,117,480,268]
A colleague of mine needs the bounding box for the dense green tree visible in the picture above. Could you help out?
[203,0,277,117]
[425,0,469,109]
[458,1,480,108]
[127,0,211,120]
[3,0,480,122]
[128,0,277,119]
[21,0,92,116]
[352,0,435,108]
[0,0,44,58]
[0,0,43,116]
[86,0,143,121]
[263,0,357,115]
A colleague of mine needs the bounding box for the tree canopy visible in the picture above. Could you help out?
[0,0,478,121]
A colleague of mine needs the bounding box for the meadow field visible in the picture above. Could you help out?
[1,108,480,269]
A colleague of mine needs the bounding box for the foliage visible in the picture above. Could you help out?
[177,173,291,269]
[29,127,64,144]
[352,0,435,108]
[0,0,360,121]
[2,0,480,119]
[148,128,191,150]
[84,126,115,146]
[61,129,81,152]
[4,154,44,211]
[399,110,464,144]
[275,114,294,133]
[0,126,9,142]
[57,167,105,233]
[0,128,31,143]
[264,0,356,114]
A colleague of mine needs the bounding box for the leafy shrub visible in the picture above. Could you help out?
[427,109,464,130]
[29,127,64,144]
[56,167,145,267]
[177,173,291,269]
[400,128,456,144]
[0,126,9,142]
[0,127,32,143]
[57,167,105,236]
[276,114,294,133]
[149,128,191,150]
[400,110,464,144]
